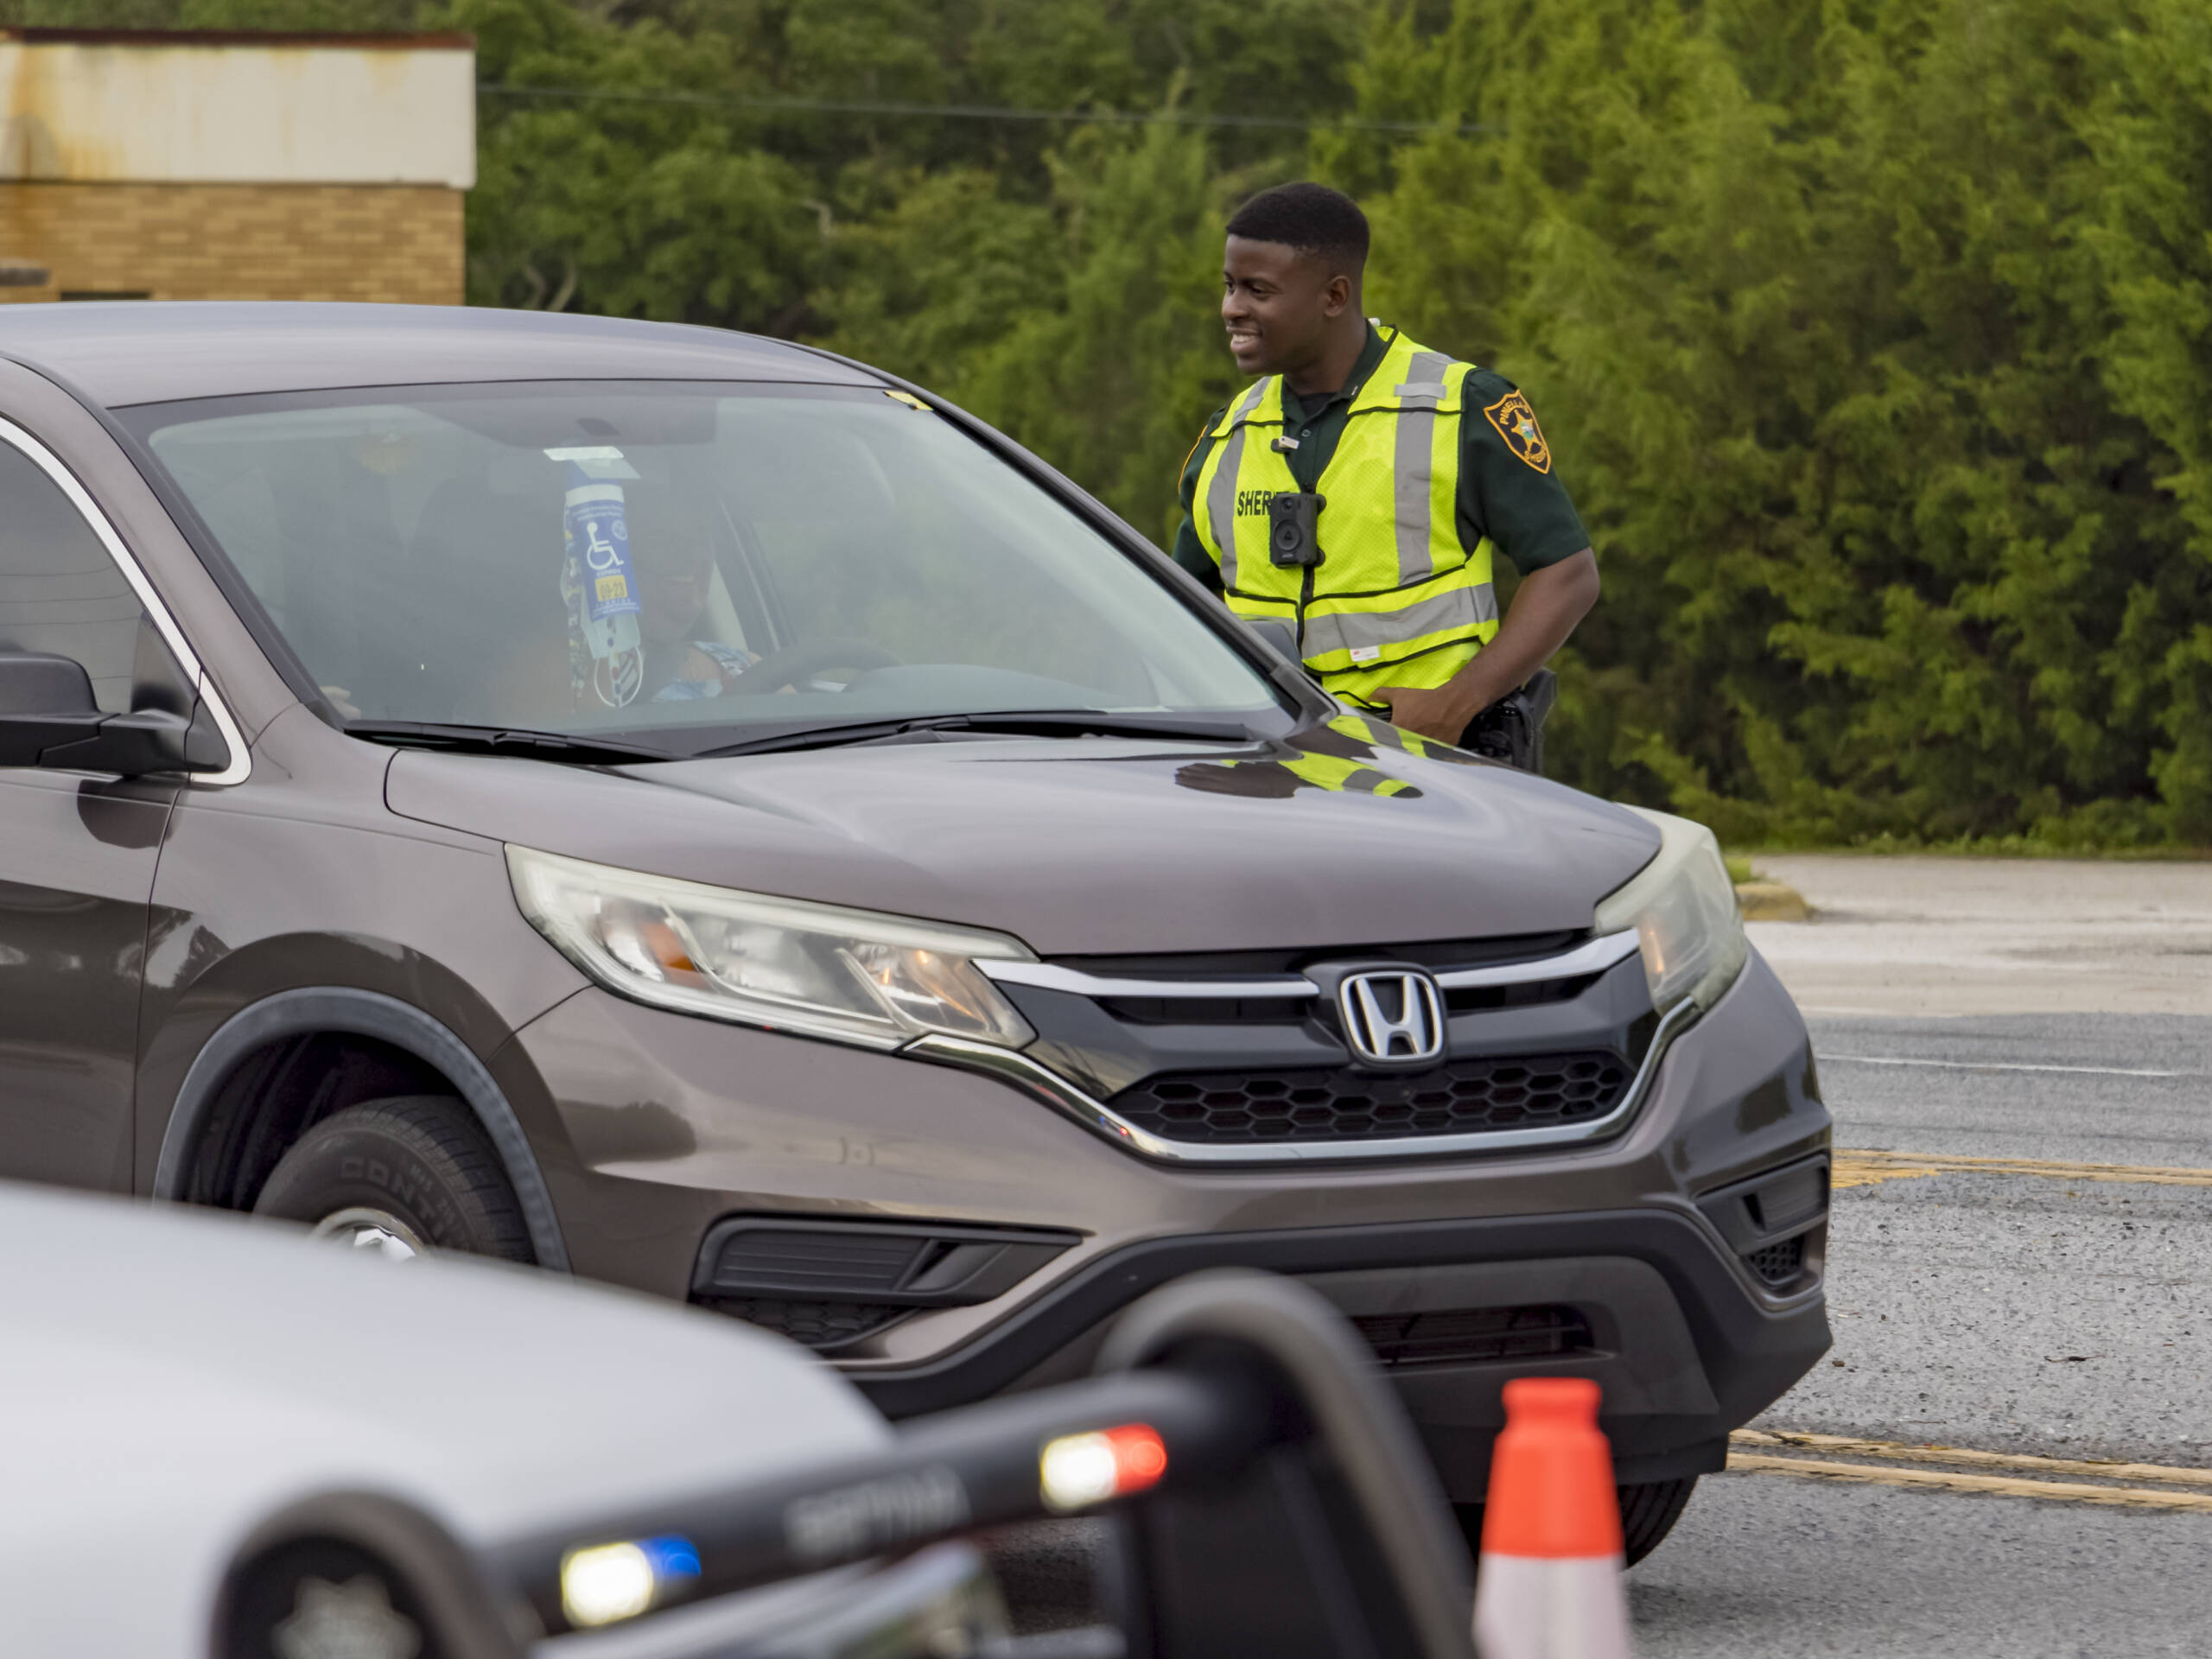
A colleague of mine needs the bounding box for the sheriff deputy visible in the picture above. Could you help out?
[1172,181,1599,747]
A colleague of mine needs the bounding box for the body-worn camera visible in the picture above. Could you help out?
[1268,492,1326,569]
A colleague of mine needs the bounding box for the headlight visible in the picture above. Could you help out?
[1592,807,1748,1018]
[506,846,1037,1051]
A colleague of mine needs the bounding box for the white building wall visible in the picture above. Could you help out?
[0,36,474,188]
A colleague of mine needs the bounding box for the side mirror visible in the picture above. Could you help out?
[0,651,227,777]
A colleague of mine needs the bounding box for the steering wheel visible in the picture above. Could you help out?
[730,637,903,694]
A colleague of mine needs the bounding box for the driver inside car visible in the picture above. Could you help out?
[481,492,755,721]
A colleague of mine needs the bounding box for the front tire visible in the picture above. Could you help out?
[1455,1475,1699,1569]
[253,1095,534,1263]
[1614,1476,1699,1564]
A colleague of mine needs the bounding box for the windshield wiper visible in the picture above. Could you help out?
[696,710,1259,759]
[344,721,676,765]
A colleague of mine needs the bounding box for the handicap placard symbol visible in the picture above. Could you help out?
[584,518,624,571]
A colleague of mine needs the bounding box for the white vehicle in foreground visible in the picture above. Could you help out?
[0,1182,1478,1658]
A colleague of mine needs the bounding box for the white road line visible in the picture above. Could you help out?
[1818,1053,2191,1079]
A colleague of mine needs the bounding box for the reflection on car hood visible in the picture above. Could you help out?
[385,715,1662,954]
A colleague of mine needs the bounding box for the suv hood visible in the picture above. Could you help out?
[386,716,1660,956]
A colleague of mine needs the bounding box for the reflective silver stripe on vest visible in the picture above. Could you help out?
[1392,351,1452,585]
[1300,582,1498,662]
[1208,378,1273,589]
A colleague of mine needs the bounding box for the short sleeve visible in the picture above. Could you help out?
[1456,371,1591,575]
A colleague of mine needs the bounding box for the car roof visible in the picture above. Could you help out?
[0,301,886,408]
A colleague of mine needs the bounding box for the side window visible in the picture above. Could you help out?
[0,439,159,712]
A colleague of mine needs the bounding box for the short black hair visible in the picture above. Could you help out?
[1226,182,1370,270]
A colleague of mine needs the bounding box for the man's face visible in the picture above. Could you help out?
[1222,235,1351,377]
[632,535,711,647]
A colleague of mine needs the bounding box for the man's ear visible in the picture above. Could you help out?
[1321,272,1356,317]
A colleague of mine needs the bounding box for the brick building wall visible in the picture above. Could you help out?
[0,182,464,305]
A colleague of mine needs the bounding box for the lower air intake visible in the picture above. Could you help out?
[697,1296,911,1351]
[1350,1304,1594,1370]
[1744,1234,1808,1287]
[688,1217,1079,1354]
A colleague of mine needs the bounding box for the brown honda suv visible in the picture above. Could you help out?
[0,302,1828,1561]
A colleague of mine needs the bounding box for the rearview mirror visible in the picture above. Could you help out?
[0,650,227,776]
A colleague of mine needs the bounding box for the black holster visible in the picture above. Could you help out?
[1461,667,1557,774]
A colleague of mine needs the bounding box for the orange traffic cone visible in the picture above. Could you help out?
[1471,1377,1633,1659]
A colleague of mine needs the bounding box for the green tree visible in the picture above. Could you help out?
[2078,0,2212,841]
[451,0,824,327]
[1337,0,2200,844]
[925,122,1248,544]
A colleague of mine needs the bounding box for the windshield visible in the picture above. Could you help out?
[123,381,1282,753]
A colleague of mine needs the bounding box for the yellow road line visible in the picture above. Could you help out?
[1727,1453,2212,1512]
[1726,1431,2212,1511]
[1732,1430,2212,1490]
[1832,1148,2212,1190]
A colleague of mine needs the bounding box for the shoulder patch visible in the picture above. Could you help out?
[1483,389,1553,474]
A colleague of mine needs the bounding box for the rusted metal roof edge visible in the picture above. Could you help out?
[0,29,475,52]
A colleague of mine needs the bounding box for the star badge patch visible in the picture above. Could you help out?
[1483,389,1552,474]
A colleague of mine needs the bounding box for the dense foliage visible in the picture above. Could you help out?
[10,0,2212,845]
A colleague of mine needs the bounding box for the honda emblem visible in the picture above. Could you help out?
[1338,969,1446,1067]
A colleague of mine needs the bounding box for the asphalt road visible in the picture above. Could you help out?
[1632,1010,2212,1657]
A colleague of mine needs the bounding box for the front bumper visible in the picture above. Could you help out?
[498,949,1829,1497]
[835,1204,1827,1494]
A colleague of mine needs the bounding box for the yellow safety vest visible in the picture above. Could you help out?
[1192,327,1499,706]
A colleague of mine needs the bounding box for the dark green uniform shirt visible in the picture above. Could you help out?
[1172,323,1592,584]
